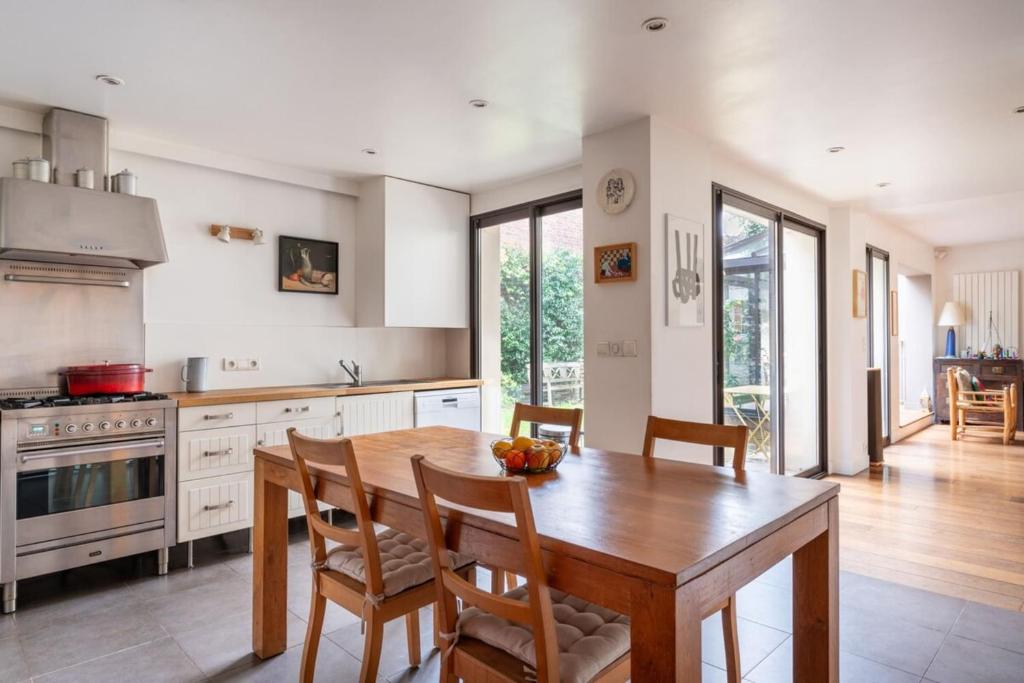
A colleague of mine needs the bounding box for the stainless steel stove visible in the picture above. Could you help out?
[0,393,177,613]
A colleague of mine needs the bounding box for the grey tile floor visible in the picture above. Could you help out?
[1,523,1023,682]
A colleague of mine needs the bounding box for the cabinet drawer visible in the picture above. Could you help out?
[178,425,256,481]
[257,397,336,424]
[178,472,253,542]
[256,415,341,449]
[179,403,256,431]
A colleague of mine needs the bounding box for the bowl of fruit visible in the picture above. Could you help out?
[490,436,567,474]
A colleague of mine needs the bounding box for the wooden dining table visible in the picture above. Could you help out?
[251,426,839,682]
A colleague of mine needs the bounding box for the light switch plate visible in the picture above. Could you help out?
[610,342,622,356]
[596,342,611,357]
[622,340,638,357]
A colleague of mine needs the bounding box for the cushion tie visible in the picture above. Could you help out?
[438,628,460,662]
[359,591,386,635]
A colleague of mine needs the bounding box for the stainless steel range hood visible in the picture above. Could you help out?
[0,109,166,270]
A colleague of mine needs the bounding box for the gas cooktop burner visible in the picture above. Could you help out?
[0,392,169,411]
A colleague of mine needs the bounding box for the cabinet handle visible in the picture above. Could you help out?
[203,500,235,511]
[991,366,1004,374]
[284,406,311,414]
[202,448,233,457]
[204,412,234,421]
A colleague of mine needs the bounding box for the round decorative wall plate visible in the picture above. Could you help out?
[597,168,635,215]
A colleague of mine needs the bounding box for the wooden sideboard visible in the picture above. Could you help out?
[934,358,1024,430]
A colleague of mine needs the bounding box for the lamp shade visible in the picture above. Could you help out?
[937,301,965,327]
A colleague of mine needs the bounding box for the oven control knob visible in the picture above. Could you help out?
[99,421,111,430]
[82,423,94,432]
[130,418,142,428]
[114,419,127,430]
[65,424,78,434]
[145,417,158,427]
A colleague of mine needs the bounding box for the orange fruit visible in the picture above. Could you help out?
[504,450,526,471]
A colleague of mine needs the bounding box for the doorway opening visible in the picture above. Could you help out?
[897,271,934,427]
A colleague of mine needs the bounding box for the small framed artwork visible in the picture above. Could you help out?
[596,168,636,215]
[279,235,339,295]
[594,242,637,283]
[852,269,867,318]
[665,214,704,326]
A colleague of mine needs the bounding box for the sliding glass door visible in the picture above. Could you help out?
[713,187,827,476]
[471,192,584,437]
[867,246,891,442]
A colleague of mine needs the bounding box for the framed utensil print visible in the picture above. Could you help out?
[665,214,704,326]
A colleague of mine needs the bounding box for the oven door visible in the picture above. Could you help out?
[15,439,165,547]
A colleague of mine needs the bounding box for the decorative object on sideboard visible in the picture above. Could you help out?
[937,301,965,357]
[594,242,637,283]
[209,224,266,244]
[279,235,338,294]
[665,214,704,326]
[852,269,867,318]
[596,168,635,215]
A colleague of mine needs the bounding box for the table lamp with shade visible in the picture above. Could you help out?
[938,301,965,357]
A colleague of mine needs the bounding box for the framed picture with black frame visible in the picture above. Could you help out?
[278,235,339,295]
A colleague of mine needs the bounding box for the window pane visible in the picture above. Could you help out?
[478,218,531,434]
[720,205,772,474]
[540,207,585,440]
[782,227,821,474]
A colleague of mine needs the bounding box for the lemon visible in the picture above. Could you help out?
[511,436,534,451]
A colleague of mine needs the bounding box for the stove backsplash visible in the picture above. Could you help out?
[0,259,145,391]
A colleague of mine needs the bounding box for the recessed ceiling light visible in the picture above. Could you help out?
[641,17,670,32]
[826,146,845,153]
[468,99,489,109]
[361,148,378,156]
[876,182,891,188]
[95,74,124,86]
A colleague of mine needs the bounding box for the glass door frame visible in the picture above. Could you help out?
[469,190,584,413]
[866,245,892,445]
[711,184,829,477]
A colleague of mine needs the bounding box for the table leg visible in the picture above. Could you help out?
[793,498,839,682]
[253,458,289,659]
[629,581,702,681]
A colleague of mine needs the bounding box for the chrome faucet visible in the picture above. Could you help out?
[338,359,362,387]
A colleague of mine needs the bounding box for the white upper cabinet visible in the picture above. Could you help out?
[356,177,470,328]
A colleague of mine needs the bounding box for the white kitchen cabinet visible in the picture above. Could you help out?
[256,416,339,517]
[356,176,470,328]
[337,391,414,437]
[177,424,256,481]
[178,472,254,543]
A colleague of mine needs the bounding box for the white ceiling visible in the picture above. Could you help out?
[0,0,1021,245]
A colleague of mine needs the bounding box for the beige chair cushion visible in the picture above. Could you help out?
[323,527,472,597]
[954,367,973,392]
[457,586,630,683]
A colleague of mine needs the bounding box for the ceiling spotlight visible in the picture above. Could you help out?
[95,74,125,86]
[876,182,891,188]
[826,146,845,153]
[468,99,489,109]
[641,17,670,32]
[361,148,378,156]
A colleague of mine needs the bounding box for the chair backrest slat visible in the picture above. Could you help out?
[411,454,561,682]
[510,403,583,449]
[642,416,749,469]
[286,429,385,594]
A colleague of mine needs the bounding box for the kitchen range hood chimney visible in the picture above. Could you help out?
[0,108,166,269]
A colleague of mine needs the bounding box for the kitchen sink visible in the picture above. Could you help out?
[309,379,423,389]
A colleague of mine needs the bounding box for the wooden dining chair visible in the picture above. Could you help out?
[411,454,631,683]
[642,416,749,683]
[496,402,585,592]
[286,429,475,683]
[947,367,1018,444]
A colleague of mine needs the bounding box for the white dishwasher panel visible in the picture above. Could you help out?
[414,388,481,431]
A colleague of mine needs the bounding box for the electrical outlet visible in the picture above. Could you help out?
[223,357,261,371]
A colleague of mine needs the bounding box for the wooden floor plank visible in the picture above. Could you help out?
[828,425,1024,611]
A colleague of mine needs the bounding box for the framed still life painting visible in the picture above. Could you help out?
[279,235,339,295]
[594,242,637,283]
[665,214,704,327]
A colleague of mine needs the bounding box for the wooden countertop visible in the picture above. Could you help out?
[168,378,483,407]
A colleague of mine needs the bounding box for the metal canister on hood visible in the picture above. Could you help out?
[27,157,51,183]
[111,169,137,195]
[11,158,29,179]
[75,168,95,189]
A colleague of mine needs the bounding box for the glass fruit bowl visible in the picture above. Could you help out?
[490,437,567,474]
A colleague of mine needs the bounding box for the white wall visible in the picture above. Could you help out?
[0,127,450,393]
[470,165,582,216]
[582,121,652,453]
[933,239,1024,356]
